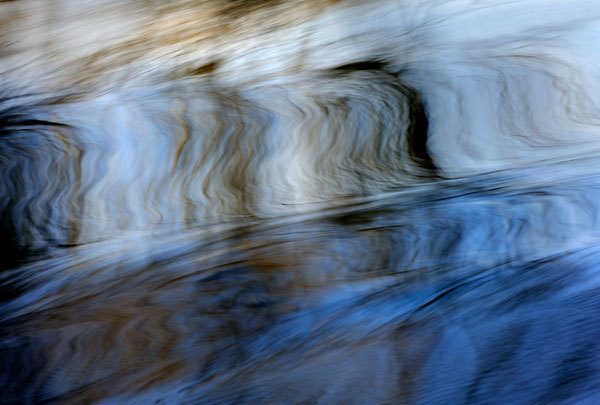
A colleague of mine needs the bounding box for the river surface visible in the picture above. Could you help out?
[2,1,600,403]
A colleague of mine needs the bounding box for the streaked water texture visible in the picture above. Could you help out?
[2,0,600,403]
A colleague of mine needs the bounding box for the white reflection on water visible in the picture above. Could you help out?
[2,0,600,403]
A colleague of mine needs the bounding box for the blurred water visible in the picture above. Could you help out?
[3,0,600,403]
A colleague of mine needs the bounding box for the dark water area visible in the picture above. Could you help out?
[3,0,600,403]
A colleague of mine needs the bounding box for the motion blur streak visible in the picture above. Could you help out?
[2,0,600,403]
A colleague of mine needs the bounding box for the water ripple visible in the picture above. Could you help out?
[3,0,600,403]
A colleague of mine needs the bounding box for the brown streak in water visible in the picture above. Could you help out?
[173,109,189,174]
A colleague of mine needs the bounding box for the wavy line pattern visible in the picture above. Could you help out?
[3,0,600,404]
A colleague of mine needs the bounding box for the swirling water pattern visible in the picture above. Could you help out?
[3,0,600,403]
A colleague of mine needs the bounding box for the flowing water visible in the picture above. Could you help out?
[3,0,600,403]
